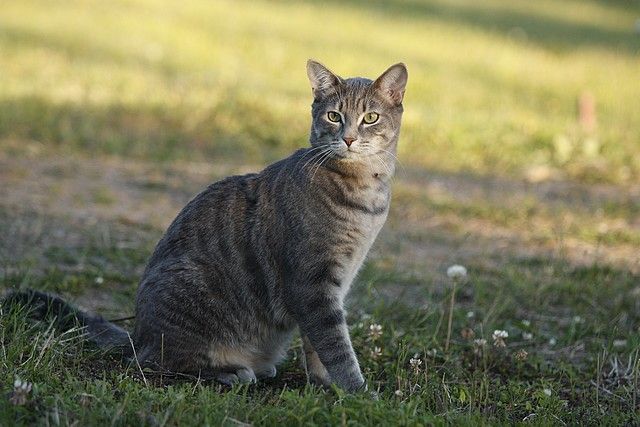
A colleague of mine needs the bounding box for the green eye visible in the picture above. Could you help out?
[363,112,379,124]
[327,111,341,122]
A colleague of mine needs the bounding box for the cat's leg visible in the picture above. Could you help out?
[301,333,331,386]
[289,293,365,392]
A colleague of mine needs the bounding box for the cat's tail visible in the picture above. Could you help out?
[2,289,132,357]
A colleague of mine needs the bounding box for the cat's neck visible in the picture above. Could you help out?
[323,153,396,183]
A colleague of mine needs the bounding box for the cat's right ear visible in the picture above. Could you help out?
[307,60,343,99]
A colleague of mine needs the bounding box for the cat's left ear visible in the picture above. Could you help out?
[307,60,343,98]
[373,63,408,106]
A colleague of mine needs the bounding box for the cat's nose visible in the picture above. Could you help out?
[343,137,356,147]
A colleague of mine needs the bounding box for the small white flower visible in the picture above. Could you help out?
[473,338,487,346]
[95,276,104,284]
[548,337,557,346]
[426,348,437,357]
[447,265,468,280]
[493,330,508,339]
[370,346,382,359]
[522,332,533,341]
[573,315,583,324]
[409,355,423,373]
[521,320,531,327]
[466,311,475,319]
[492,330,508,347]
[10,377,33,406]
[543,388,552,397]
[394,389,404,397]
[368,324,383,340]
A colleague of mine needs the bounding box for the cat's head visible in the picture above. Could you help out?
[306,60,408,163]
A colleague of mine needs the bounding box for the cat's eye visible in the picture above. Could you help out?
[327,111,341,123]
[363,112,379,124]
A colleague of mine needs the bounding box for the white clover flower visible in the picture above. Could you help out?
[522,332,533,341]
[10,377,33,406]
[473,338,487,346]
[466,311,475,319]
[573,315,583,324]
[492,330,508,347]
[409,354,423,373]
[493,330,508,339]
[394,389,404,397]
[447,265,468,280]
[95,276,104,284]
[521,320,531,327]
[548,337,557,346]
[613,339,627,348]
[368,324,383,340]
[543,388,552,397]
[370,346,382,359]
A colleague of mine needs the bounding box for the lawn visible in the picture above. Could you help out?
[1,0,640,425]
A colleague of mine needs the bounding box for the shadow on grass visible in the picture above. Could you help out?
[0,95,306,163]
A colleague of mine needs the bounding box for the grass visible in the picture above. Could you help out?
[2,249,640,425]
[0,0,639,183]
[1,0,640,425]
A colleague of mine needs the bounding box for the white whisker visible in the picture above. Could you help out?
[311,150,334,184]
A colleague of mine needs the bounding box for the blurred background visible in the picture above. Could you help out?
[1,0,639,182]
[1,0,639,304]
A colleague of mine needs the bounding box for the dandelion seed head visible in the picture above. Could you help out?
[447,265,468,280]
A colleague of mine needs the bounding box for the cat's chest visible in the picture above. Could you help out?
[331,184,390,300]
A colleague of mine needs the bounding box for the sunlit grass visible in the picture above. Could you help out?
[1,0,638,182]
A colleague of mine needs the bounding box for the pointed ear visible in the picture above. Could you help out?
[306,59,343,98]
[373,63,408,105]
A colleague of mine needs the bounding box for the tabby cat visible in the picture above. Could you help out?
[7,60,408,392]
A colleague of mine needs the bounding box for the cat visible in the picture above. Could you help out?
[5,60,408,392]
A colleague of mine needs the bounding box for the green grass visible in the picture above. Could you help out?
[3,252,640,425]
[0,0,639,183]
[1,0,640,425]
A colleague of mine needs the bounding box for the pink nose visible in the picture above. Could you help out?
[343,137,356,147]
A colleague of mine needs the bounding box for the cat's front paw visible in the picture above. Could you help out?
[308,371,332,388]
[335,371,366,393]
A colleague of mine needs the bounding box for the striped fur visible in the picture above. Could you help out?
[8,61,408,391]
